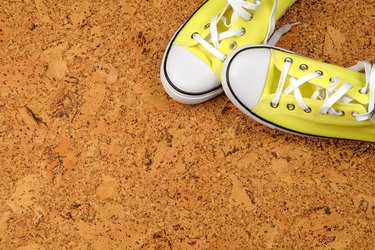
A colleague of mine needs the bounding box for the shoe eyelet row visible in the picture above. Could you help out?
[271,101,312,113]
[286,61,325,77]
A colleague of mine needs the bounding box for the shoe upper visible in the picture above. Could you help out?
[223,46,375,142]
[163,0,296,96]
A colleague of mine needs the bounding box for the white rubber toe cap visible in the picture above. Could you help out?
[165,45,219,94]
[225,47,271,110]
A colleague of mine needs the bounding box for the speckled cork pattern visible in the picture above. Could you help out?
[0,0,374,249]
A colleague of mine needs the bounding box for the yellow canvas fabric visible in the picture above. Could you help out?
[252,48,375,142]
[173,0,297,80]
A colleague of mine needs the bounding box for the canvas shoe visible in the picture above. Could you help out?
[221,45,375,142]
[160,0,297,104]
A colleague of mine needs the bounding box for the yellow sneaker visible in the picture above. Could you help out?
[161,0,296,104]
[221,45,375,142]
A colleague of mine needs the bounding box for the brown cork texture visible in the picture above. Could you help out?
[0,0,375,249]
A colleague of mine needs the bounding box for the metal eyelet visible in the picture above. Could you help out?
[359,89,368,95]
[284,57,293,63]
[248,13,254,21]
[338,110,345,116]
[351,112,358,118]
[287,103,295,111]
[229,41,237,50]
[304,107,312,113]
[191,32,198,39]
[299,64,308,71]
[270,102,279,108]
[240,27,246,36]
[204,23,210,29]
[316,70,324,76]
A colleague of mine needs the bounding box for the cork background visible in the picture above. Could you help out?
[0,0,374,249]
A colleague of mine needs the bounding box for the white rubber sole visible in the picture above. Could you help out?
[221,45,305,137]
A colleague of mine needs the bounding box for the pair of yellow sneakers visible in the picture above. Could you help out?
[160,0,375,142]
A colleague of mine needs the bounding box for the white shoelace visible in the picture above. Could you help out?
[271,59,375,122]
[192,0,296,61]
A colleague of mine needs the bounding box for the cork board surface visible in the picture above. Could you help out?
[0,0,374,249]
